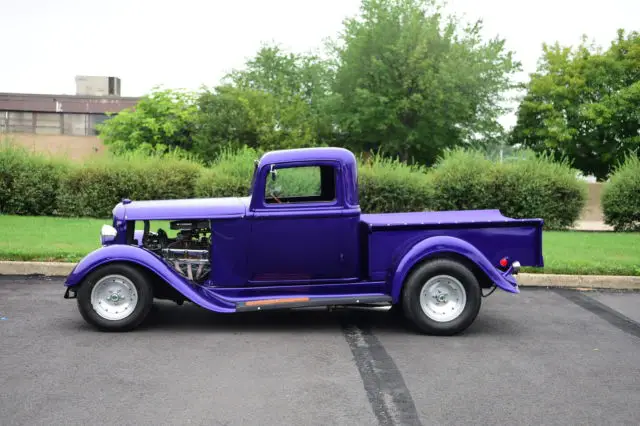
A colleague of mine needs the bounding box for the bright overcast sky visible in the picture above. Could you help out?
[1,0,638,127]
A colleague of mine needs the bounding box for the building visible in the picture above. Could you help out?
[75,75,122,97]
[0,76,140,137]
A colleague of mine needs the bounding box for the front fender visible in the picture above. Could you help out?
[64,245,235,312]
[389,235,519,303]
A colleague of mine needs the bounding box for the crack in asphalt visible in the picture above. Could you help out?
[554,289,640,339]
[340,317,423,426]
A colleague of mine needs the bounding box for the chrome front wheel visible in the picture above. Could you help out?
[90,274,139,321]
[77,263,153,332]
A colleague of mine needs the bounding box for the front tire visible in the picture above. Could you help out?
[401,258,481,336]
[76,263,154,332]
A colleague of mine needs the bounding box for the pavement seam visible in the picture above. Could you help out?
[554,289,640,339]
[340,318,422,426]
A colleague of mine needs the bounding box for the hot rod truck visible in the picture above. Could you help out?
[63,147,544,335]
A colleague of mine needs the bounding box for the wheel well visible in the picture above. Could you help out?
[398,251,494,301]
[83,260,186,303]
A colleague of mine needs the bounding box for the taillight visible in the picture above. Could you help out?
[498,256,521,274]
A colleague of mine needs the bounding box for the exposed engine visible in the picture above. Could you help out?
[143,220,211,283]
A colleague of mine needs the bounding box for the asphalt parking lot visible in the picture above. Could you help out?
[1,277,639,426]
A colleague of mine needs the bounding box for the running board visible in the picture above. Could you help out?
[235,294,392,312]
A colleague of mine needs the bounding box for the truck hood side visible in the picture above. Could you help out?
[113,196,250,221]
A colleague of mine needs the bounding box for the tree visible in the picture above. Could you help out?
[226,44,335,111]
[193,85,279,161]
[193,45,337,162]
[327,0,521,165]
[510,29,640,181]
[97,88,198,155]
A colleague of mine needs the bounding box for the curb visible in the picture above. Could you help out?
[517,273,640,291]
[1,261,639,291]
[0,261,75,277]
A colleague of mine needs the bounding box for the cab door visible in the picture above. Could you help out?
[246,162,359,284]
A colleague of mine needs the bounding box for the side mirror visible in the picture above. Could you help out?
[269,164,278,181]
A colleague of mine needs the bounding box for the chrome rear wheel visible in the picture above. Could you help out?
[419,275,467,322]
[402,258,481,336]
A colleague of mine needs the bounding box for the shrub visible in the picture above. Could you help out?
[1,139,589,229]
[56,151,202,218]
[427,149,495,211]
[357,152,433,213]
[0,142,69,216]
[194,147,434,212]
[491,152,588,230]
[601,152,640,231]
[427,148,587,230]
[195,146,261,198]
[195,146,321,199]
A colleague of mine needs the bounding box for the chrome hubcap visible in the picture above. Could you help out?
[419,275,466,322]
[90,274,138,321]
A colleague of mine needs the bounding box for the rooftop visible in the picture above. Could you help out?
[0,92,140,114]
[258,147,357,166]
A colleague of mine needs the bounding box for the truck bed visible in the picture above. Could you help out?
[360,209,541,229]
[360,209,544,281]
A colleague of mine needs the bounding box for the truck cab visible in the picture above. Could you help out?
[245,147,361,284]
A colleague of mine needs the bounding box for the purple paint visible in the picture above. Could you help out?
[64,147,544,334]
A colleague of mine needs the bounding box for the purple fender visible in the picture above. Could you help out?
[64,245,235,312]
[389,235,520,303]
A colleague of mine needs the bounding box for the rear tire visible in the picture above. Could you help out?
[401,258,481,336]
[76,263,154,332]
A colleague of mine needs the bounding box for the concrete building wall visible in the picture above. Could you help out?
[2,133,105,160]
[580,182,605,222]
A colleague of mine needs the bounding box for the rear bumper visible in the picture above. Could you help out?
[498,262,522,293]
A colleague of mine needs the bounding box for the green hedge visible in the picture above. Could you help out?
[1,143,589,229]
[495,152,587,230]
[602,153,640,232]
[195,147,259,198]
[0,144,67,216]
[429,149,588,230]
[358,153,433,213]
[56,152,202,218]
[427,150,494,211]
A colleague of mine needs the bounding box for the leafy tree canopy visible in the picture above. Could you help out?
[97,88,198,156]
[192,45,337,162]
[510,29,640,180]
[327,0,522,164]
[98,0,531,168]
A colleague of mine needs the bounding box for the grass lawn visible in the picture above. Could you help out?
[0,215,638,276]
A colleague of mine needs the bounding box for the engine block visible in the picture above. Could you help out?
[143,219,212,283]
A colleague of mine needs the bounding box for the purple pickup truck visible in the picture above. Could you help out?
[63,147,544,335]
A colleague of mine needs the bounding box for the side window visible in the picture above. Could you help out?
[265,165,336,204]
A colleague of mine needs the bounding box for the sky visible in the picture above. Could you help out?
[1,0,638,128]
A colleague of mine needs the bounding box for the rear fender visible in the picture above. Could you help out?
[64,245,235,312]
[389,235,519,303]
